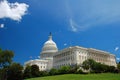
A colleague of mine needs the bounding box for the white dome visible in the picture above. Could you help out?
[41,33,58,54]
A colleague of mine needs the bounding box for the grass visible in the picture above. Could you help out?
[26,73,120,80]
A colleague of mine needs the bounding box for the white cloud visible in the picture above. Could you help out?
[64,43,67,46]
[0,0,29,21]
[115,47,119,51]
[69,18,86,32]
[37,56,40,58]
[0,24,4,28]
[69,19,78,32]
[116,58,120,61]
[66,0,120,32]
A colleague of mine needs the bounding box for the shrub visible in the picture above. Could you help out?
[58,66,71,74]
[49,68,58,75]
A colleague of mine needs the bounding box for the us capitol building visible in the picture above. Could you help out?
[24,33,117,71]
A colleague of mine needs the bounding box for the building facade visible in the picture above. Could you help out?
[53,46,116,69]
[25,33,117,71]
[25,59,48,71]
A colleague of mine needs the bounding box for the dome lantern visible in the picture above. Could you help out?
[48,32,52,40]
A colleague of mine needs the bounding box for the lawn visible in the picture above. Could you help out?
[26,73,120,80]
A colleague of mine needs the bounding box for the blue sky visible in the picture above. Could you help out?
[0,0,120,65]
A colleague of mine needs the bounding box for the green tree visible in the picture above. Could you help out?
[82,59,117,73]
[82,59,96,71]
[69,64,79,74]
[31,65,40,77]
[23,65,49,78]
[23,65,32,79]
[108,66,115,73]
[0,49,14,80]
[92,62,105,73]
[0,49,14,68]
[7,63,23,80]
[117,63,120,72]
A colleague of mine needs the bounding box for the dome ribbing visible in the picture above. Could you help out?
[41,33,58,54]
